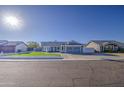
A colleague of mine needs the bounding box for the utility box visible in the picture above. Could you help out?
[83,48,95,53]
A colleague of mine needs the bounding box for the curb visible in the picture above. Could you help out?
[0,56,63,59]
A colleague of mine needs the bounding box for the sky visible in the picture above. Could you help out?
[0,5,124,43]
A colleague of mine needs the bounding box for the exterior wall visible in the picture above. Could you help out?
[2,46,15,53]
[50,46,60,52]
[42,46,51,52]
[60,45,66,53]
[15,43,27,52]
[86,42,101,52]
[42,46,60,52]
[0,46,2,52]
[120,46,124,49]
[103,44,119,52]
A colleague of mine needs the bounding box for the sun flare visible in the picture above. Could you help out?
[5,16,19,26]
[4,15,22,28]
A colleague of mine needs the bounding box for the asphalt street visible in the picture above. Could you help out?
[0,60,124,87]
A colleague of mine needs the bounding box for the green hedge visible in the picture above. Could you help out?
[118,48,124,53]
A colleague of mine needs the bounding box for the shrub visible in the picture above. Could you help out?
[104,50,119,53]
[104,50,113,53]
[118,48,124,53]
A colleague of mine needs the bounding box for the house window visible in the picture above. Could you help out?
[104,44,119,52]
[105,46,109,49]
[61,46,64,51]
[57,47,59,50]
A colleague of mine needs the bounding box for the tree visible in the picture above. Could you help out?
[26,41,40,50]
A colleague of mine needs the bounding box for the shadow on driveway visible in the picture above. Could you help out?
[93,53,119,56]
[102,58,124,63]
[70,53,119,56]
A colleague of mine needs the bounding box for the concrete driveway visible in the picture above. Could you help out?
[0,60,124,87]
[63,53,124,60]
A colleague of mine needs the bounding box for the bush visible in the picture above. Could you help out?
[104,50,113,53]
[104,50,119,53]
[118,48,124,53]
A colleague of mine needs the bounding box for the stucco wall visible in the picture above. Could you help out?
[15,43,27,52]
[86,42,101,52]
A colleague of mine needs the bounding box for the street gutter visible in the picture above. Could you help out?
[0,56,63,59]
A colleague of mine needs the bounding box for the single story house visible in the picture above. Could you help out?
[41,40,83,54]
[0,41,27,53]
[41,41,66,52]
[86,40,122,52]
[60,41,83,54]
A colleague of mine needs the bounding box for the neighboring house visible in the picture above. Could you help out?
[41,41,66,52]
[118,43,124,49]
[60,41,83,54]
[0,41,27,53]
[0,40,8,52]
[0,40,123,54]
[86,40,122,52]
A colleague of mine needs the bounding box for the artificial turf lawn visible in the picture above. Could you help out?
[9,52,61,56]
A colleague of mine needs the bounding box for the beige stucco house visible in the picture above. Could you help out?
[86,40,122,52]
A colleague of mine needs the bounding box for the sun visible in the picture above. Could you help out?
[3,15,23,29]
[5,16,19,26]
[3,15,22,28]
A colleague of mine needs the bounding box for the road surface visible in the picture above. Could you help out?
[0,60,124,87]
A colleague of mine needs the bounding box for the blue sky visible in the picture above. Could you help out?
[0,5,124,43]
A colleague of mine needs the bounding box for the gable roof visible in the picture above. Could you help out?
[0,40,8,45]
[41,40,82,46]
[88,40,120,45]
[118,42,124,47]
[3,41,25,46]
[0,40,8,43]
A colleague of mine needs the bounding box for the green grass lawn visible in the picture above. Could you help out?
[8,52,61,57]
